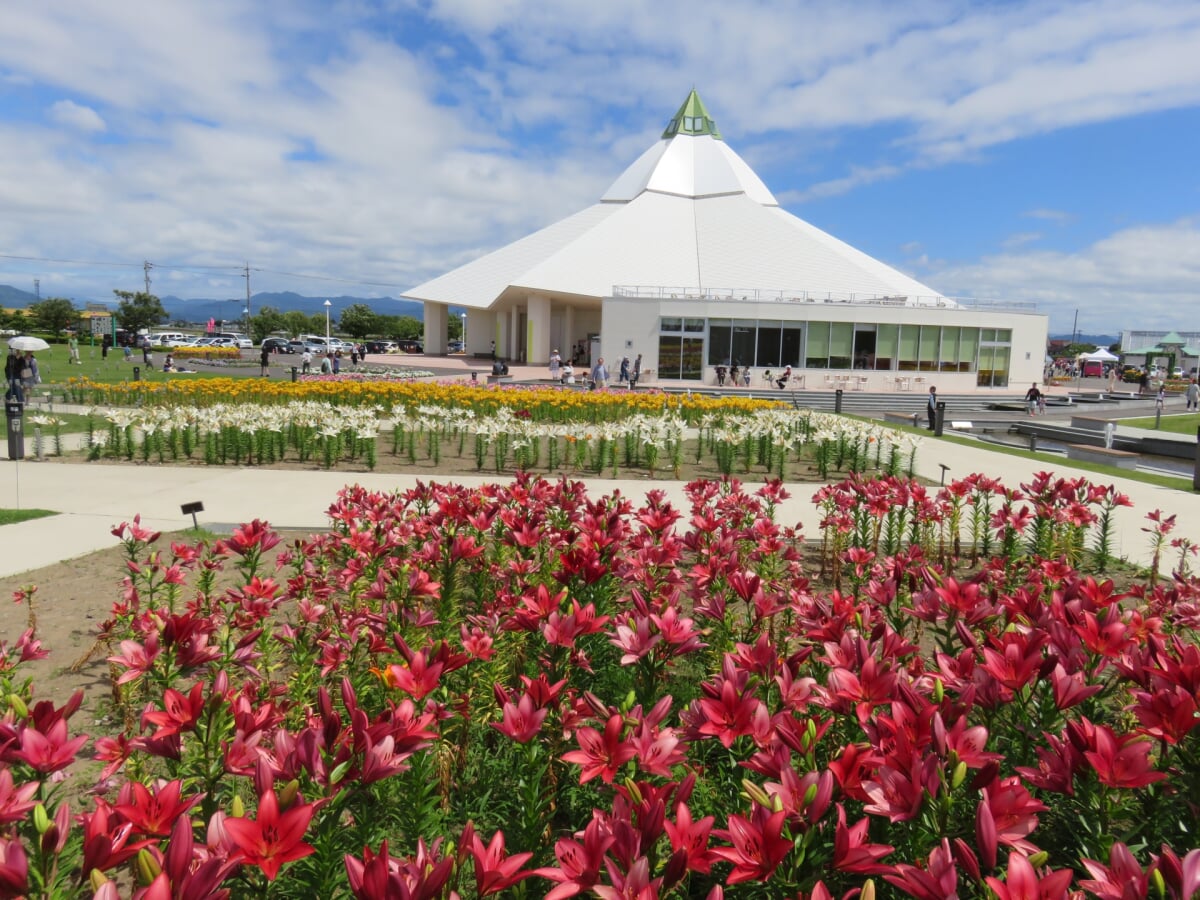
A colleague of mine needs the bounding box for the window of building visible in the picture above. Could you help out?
[875,324,898,371]
[731,322,756,368]
[781,326,803,367]
[757,321,782,367]
[804,323,829,368]
[853,326,877,369]
[708,320,732,365]
[898,325,919,371]
[829,323,853,369]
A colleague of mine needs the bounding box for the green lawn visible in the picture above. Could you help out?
[0,509,57,526]
[1120,412,1200,435]
[32,342,266,389]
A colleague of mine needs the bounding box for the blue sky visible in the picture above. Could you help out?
[2,1,1200,334]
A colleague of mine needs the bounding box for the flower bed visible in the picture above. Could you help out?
[62,377,786,423]
[2,473,1198,898]
[82,402,915,479]
[171,347,241,361]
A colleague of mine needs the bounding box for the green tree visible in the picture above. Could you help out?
[249,305,284,343]
[380,314,422,341]
[113,290,167,336]
[281,310,309,339]
[338,304,379,340]
[30,297,79,337]
[448,313,463,341]
[310,312,334,337]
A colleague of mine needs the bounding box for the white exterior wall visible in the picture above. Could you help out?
[423,302,448,355]
[601,296,1047,389]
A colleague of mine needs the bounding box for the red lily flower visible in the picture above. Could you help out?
[711,804,792,885]
[594,855,663,900]
[12,719,88,774]
[1152,844,1200,900]
[980,776,1046,854]
[141,683,206,740]
[0,770,37,825]
[1080,842,1152,900]
[0,837,29,898]
[664,802,716,874]
[224,787,315,881]
[985,851,1074,900]
[884,838,958,900]
[562,714,636,784]
[77,798,153,879]
[1083,725,1167,789]
[832,804,894,874]
[535,817,616,899]
[115,780,201,838]
[492,693,548,744]
[470,829,535,896]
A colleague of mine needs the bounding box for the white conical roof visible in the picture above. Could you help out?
[403,91,948,309]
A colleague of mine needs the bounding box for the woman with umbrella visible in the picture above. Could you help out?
[7,336,49,402]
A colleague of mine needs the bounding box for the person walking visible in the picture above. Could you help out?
[927,386,938,431]
[1155,385,1166,411]
[619,356,630,385]
[1186,378,1199,411]
[631,354,642,388]
[260,344,271,376]
[591,356,609,390]
[301,348,313,374]
[1024,382,1041,416]
[68,335,80,365]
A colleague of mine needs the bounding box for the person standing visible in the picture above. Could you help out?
[730,362,740,386]
[142,336,152,364]
[1024,382,1041,416]
[301,348,312,373]
[320,353,333,374]
[1156,385,1166,411]
[631,354,642,389]
[715,363,727,386]
[591,356,608,389]
[4,349,21,402]
[549,349,561,381]
[927,386,938,431]
[260,344,271,376]
[68,335,80,365]
[618,357,630,385]
[19,351,39,399]
[1186,378,1199,411]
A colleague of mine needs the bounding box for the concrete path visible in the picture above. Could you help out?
[1,425,1196,577]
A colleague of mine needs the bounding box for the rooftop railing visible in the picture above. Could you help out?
[610,285,1039,314]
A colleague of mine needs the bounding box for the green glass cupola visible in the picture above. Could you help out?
[661,89,722,140]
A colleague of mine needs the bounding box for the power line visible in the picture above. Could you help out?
[0,251,410,291]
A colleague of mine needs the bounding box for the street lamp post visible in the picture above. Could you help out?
[324,300,332,343]
[461,312,467,354]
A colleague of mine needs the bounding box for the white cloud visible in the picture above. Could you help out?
[1001,232,1042,249]
[48,99,106,132]
[1024,208,1073,224]
[927,220,1200,331]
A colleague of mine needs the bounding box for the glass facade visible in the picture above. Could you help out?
[666,317,1012,383]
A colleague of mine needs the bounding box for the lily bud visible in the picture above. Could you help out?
[932,677,944,703]
[1151,868,1166,898]
[7,693,28,718]
[623,778,644,805]
[1027,850,1049,868]
[136,848,161,886]
[861,878,876,900]
[90,868,111,891]
[230,794,245,818]
[951,761,968,789]
[802,782,819,807]
[32,802,50,834]
[278,779,300,811]
[740,779,772,808]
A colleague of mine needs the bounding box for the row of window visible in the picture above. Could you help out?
[658,318,1013,386]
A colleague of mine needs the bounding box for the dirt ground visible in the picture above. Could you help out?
[0,530,313,722]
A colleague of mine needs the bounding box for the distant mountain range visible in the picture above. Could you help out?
[1,285,425,323]
[1049,333,1118,347]
[159,292,424,324]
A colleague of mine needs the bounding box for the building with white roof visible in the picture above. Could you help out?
[404,91,1046,389]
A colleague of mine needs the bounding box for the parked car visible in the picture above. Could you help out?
[261,337,294,353]
[396,339,423,354]
[365,340,396,354]
[448,340,465,353]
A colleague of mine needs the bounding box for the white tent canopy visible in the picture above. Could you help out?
[1084,348,1119,361]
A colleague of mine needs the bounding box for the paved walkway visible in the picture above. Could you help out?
[1,419,1196,577]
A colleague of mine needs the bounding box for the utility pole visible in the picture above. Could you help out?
[143,260,152,295]
[33,278,39,300]
[1071,308,1078,345]
[243,263,251,326]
